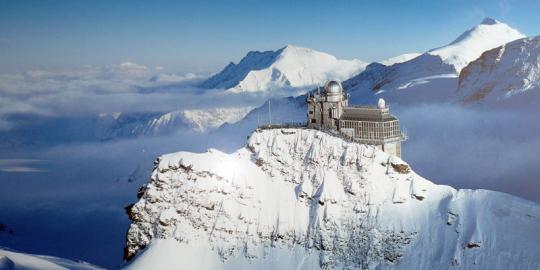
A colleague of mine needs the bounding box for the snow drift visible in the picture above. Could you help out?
[124,128,540,269]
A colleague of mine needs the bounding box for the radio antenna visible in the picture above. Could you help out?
[268,99,272,126]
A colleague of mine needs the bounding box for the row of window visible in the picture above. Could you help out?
[340,120,401,139]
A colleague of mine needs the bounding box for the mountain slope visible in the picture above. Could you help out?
[200,45,367,93]
[0,248,103,270]
[429,18,524,72]
[338,18,523,104]
[380,53,422,66]
[124,128,540,269]
[458,36,540,104]
[343,54,458,104]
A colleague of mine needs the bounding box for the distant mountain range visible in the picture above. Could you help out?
[342,17,525,104]
[102,18,536,138]
[1,18,535,146]
[221,18,536,138]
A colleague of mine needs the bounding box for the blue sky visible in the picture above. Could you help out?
[1,0,539,74]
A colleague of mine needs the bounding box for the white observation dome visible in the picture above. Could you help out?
[377,98,386,109]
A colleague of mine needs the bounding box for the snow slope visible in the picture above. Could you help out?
[429,18,524,72]
[199,45,367,93]
[458,36,540,104]
[380,53,421,66]
[0,248,103,270]
[343,54,457,104]
[124,128,540,269]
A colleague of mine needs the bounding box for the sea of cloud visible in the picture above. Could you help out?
[0,62,288,134]
[0,62,308,268]
[396,103,540,203]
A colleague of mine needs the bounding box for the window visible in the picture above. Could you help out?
[309,111,313,115]
[311,119,316,124]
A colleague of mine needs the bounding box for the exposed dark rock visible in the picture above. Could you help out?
[255,158,264,167]
[125,203,136,221]
[137,185,147,199]
[180,164,193,172]
[391,163,410,174]
[466,242,481,249]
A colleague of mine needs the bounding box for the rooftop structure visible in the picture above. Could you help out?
[307,80,406,157]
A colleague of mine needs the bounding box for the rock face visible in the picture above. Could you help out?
[458,36,540,103]
[124,128,540,269]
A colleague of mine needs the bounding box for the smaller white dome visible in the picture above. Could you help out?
[377,98,386,109]
[325,80,342,95]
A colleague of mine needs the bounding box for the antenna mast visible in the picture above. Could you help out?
[268,99,272,126]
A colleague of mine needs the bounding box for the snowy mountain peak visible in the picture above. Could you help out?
[199,45,366,93]
[281,44,312,52]
[429,18,524,72]
[279,44,322,58]
[124,128,540,269]
[480,17,500,25]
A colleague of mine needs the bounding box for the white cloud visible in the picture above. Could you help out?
[0,62,273,131]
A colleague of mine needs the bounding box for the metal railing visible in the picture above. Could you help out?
[257,122,307,130]
[255,123,407,146]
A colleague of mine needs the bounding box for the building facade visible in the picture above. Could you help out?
[307,80,406,157]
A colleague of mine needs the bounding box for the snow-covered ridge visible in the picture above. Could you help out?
[429,17,524,72]
[458,36,540,103]
[343,53,456,94]
[124,128,540,269]
[379,53,422,66]
[145,107,253,133]
[96,107,252,138]
[200,45,367,93]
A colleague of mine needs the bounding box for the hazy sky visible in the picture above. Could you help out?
[1,0,540,74]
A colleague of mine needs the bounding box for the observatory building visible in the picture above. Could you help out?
[307,81,406,157]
